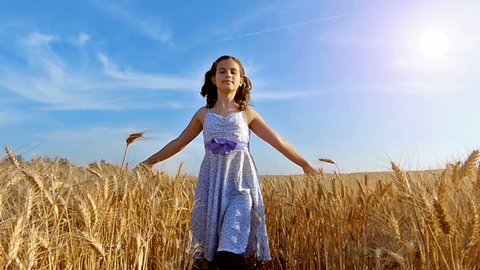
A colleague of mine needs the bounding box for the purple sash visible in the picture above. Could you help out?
[205,138,248,155]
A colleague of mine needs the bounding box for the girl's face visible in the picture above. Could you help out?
[212,58,244,94]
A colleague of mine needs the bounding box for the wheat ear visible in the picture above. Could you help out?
[462,200,480,257]
[121,131,146,170]
[86,194,98,228]
[6,216,24,267]
[5,145,21,169]
[459,149,480,179]
[433,199,452,234]
[82,231,106,258]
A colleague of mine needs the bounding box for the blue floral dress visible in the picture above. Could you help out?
[190,109,271,261]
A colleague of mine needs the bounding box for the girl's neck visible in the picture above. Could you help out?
[215,93,238,110]
[210,97,241,117]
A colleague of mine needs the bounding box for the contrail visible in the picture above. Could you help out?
[218,14,345,42]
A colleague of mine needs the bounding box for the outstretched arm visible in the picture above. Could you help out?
[246,108,317,175]
[141,108,205,167]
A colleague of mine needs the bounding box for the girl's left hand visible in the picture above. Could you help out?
[302,163,318,176]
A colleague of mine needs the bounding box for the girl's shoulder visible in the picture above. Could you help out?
[191,106,209,125]
[243,107,260,125]
[197,106,208,115]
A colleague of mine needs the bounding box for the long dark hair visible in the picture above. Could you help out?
[200,55,252,111]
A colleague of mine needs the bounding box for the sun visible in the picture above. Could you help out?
[418,29,450,59]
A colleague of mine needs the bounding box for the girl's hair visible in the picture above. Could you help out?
[200,55,252,111]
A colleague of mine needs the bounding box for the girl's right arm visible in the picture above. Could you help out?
[141,108,206,167]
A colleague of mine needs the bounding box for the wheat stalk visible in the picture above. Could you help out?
[26,229,39,270]
[103,177,110,202]
[86,168,102,178]
[176,162,184,178]
[23,188,34,222]
[459,149,480,179]
[121,176,128,202]
[433,198,452,234]
[86,194,98,228]
[81,231,106,258]
[78,199,92,231]
[319,158,335,165]
[388,213,403,246]
[462,200,480,257]
[319,158,341,173]
[2,141,480,268]
[6,216,24,267]
[5,145,21,170]
[121,131,147,170]
[22,170,56,211]
[0,190,4,218]
[386,250,405,268]
[391,162,410,195]
[136,233,145,270]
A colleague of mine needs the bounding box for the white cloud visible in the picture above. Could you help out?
[0,31,197,110]
[77,32,90,46]
[21,32,56,47]
[65,32,90,47]
[0,109,24,126]
[97,53,195,90]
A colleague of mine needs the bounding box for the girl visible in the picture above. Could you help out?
[141,55,317,270]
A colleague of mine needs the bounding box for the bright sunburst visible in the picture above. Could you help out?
[418,28,450,59]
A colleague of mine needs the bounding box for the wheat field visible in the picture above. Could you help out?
[1,145,480,269]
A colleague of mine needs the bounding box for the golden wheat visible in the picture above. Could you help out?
[81,231,106,258]
[433,198,452,235]
[462,199,480,259]
[1,147,480,269]
[121,131,147,170]
[6,216,24,268]
[459,149,479,179]
[5,144,21,170]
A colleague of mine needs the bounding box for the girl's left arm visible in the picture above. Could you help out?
[246,109,317,175]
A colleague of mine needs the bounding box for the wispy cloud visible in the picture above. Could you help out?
[0,31,197,110]
[22,31,56,46]
[0,108,25,126]
[97,53,195,90]
[75,32,90,46]
[90,1,171,43]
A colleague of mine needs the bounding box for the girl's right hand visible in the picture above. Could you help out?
[134,161,152,172]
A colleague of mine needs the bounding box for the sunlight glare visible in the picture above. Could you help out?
[418,29,450,59]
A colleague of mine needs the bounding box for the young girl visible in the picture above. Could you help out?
[141,55,317,270]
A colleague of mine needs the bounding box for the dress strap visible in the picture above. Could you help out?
[203,107,210,123]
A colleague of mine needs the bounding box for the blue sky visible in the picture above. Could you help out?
[1,0,479,175]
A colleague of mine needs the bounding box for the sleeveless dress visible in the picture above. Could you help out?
[190,109,271,261]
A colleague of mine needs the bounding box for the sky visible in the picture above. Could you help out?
[1,0,479,175]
